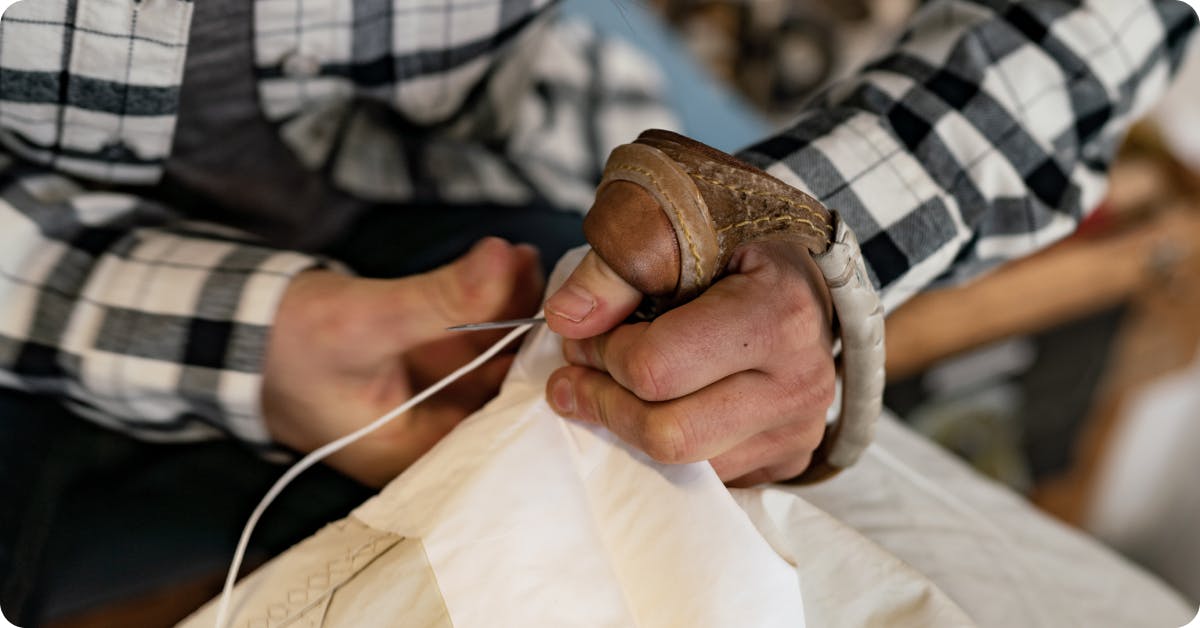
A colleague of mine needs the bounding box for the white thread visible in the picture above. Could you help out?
[214,322,536,628]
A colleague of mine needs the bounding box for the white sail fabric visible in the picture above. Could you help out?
[350,247,804,627]
[182,247,1192,628]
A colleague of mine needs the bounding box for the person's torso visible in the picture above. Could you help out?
[0,0,676,251]
[0,0,556,188]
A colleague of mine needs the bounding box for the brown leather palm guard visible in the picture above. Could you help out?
[584,129,835,317]
[584,130,852,485]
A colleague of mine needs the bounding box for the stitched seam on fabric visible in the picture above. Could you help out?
[689,172,832,229]
[717,214,830,239]
[108,7,139,182]
[614,163,703,287]
[246,534,394,627]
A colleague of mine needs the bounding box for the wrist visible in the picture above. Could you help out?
[261,269,352,449]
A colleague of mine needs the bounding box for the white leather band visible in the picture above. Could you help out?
[811,212,886,472]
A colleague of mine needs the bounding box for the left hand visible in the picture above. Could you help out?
[543,239,836,487]
[262,237,543,487]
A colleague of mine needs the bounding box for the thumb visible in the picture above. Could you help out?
[546,180,676,339]
[396,237,530,345]
[544,250,642,339]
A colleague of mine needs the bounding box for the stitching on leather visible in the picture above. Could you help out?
[614,163,703,287]
[717,214,831,239]
[689,172,832,228]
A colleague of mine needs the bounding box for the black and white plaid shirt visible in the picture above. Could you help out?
[0,1,1195,448]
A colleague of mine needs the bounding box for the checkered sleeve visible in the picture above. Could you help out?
[0,154,322,448]
[738,0,1198,313]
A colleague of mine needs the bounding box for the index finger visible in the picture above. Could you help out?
[544,250,642,339]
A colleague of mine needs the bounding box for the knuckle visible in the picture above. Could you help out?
[770,453,814,483]
[426,274,470,323]
[621,343,671,401]
[435,264,510,323]
[583,377,613,426]
[775,408,829,458]
[779,295,821,347]
[758,256,787,288]
[805,359,837,410]
[639,409,691,464]
[754,291,813,353]
[732,241,775,273]
[817,360,838,406]
[782,374,834,421]
[772,361,835,424]
[743,309,777,355]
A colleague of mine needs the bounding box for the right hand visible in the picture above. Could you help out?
[540,179,836,486]
[261,237,544,487]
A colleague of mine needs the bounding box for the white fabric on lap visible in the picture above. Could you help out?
[182,247,1192,628]
[351,246,804,627]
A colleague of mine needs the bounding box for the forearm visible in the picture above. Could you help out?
[737,0,1198,312]
[0,155,320,447]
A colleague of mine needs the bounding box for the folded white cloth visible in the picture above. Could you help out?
[182,249,1192,628]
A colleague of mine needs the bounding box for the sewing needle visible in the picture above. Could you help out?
[446,317,547,332]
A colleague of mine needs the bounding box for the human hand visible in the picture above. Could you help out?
[544,211,835,487]
[262,237,543,487]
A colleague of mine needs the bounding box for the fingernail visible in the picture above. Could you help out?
[546,285,596,323]
[550,378,575,415]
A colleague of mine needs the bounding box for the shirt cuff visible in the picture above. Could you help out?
[74,231,325,447]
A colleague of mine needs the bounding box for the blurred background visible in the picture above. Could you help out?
[8,1,1199,625]
[587,0,1200,609]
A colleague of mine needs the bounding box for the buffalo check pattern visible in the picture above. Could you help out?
[0,0,1195,447]
[740,0,1197,312]
[0,155,318,445]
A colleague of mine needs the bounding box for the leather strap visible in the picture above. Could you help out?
[584,130,885,483]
